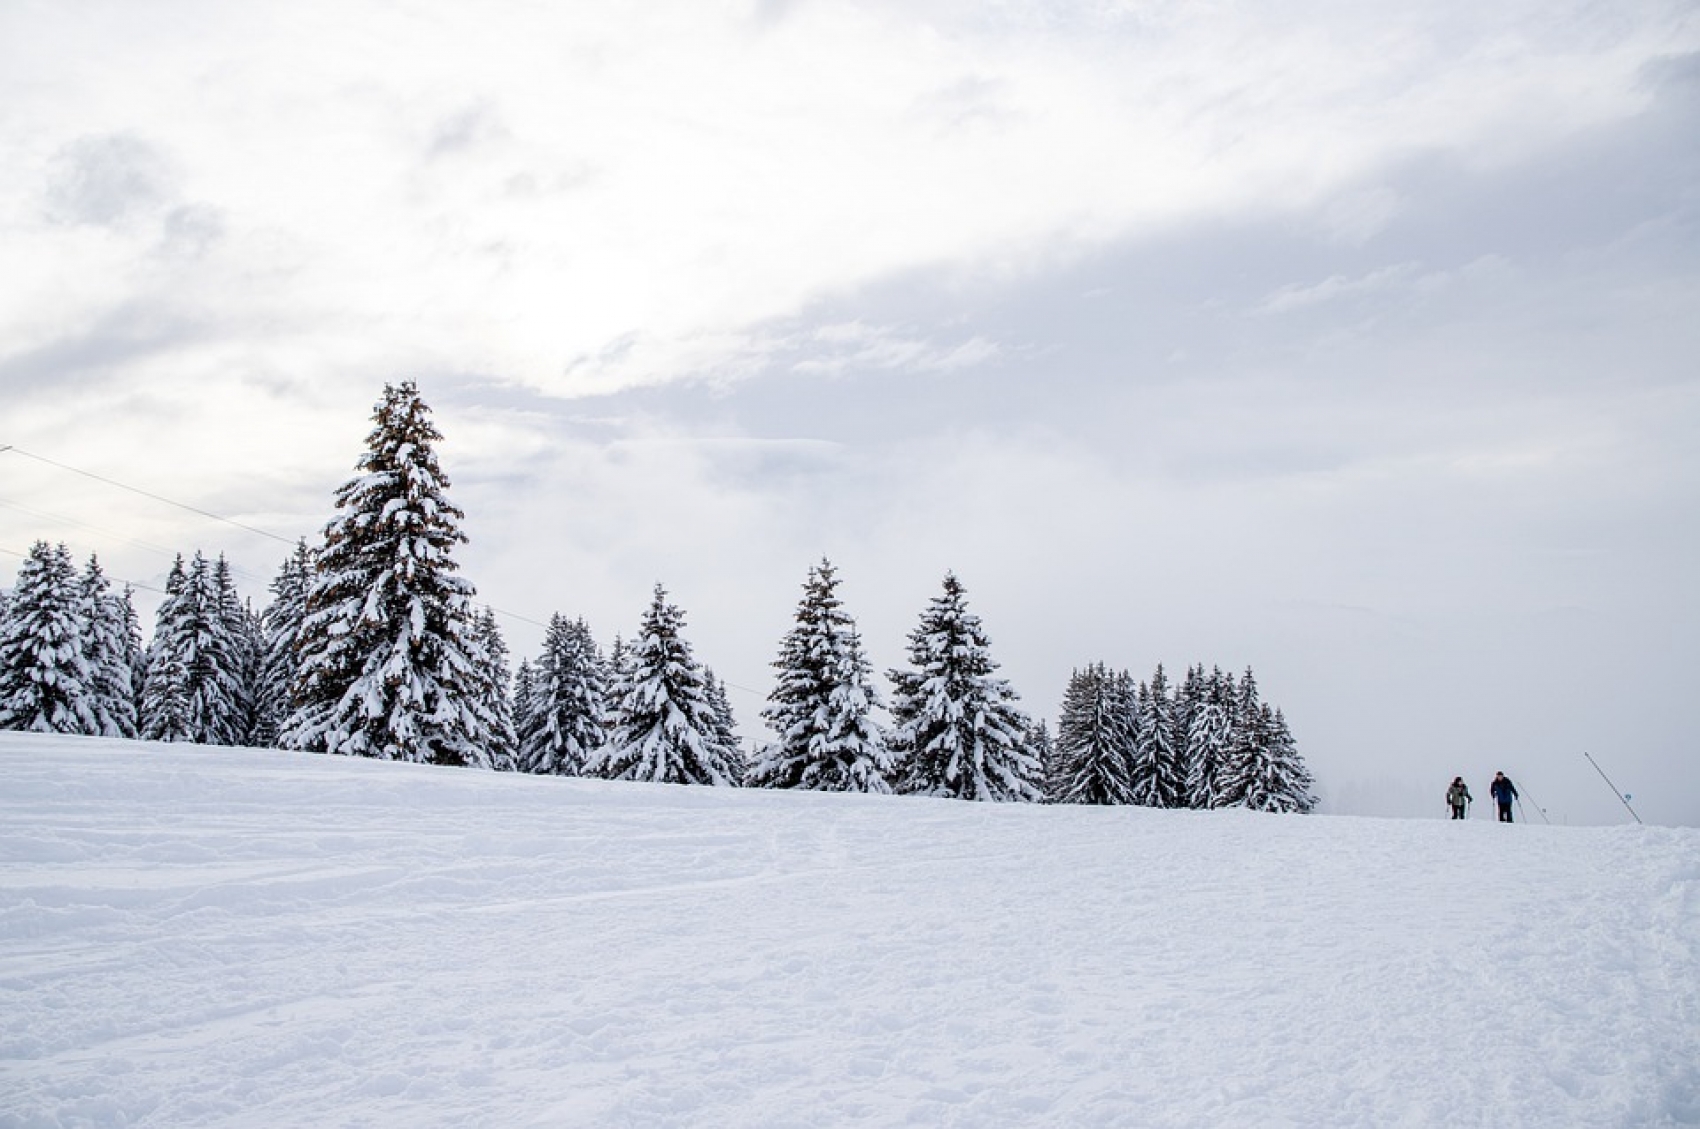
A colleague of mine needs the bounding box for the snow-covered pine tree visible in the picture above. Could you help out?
[122,592,146,729]
[1262,707,1318,813]
[748,558,890,793]
[1231,667,1259,726]
[518,615,610,775]
[608,633,632,680]
[510,659,537,771]
[1049,663,1137,804]
[140,556,194,742]
[1183,666,1236,809]
[703,668,747,785]
[1130,664,1185,808]
[587,585,737,785]
[282,381,497,767]
[1174,663,1204,783]
[1027,718,1053,797]
[141,552,252,745]
[0,542,96,733]
[252,541,313,749]
[210,555,259,745]
[1174,663,1198,724]
[79,554,139,738]
[1217,708,1259,809]
[1217,697,1271,810]
[1216,705,1316,813]
[475,607,517,772]
[1110,667,1142,779]
[887,573,1042,802]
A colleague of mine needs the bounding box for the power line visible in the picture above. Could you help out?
[0,447,706,656]
[0,495,273,588]
[1,444,554,633]
[0,543,171,596]
[0,444,297,547]
[0,494,183,559]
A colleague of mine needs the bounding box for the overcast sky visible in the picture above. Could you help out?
[3,0,1696,825]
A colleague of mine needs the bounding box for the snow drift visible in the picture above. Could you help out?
[1,732,1695,1127]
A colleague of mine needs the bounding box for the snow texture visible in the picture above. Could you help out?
[2,732,1696,1128]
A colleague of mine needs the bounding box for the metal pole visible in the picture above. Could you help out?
[1516,784,1552,825]
[1584,752,1643,824]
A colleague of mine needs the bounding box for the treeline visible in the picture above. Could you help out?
[0,382,1316,812]
[1051,663,1313,812]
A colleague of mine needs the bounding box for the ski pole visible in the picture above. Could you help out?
[1516,785,1552,825]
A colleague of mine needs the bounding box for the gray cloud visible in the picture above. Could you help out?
[507,74,1699,825]
[157,203,226,260]
[0,301,208,396]
[427,100,509,157]
[44,133,178,229]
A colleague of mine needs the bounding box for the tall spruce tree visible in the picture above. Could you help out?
[0,542,95,733]
[887,573,1042,802]
[1217,700,1269,810]
[1174,663,1204,785]
[1049,663,1137,805]
[510,658,538,771]
[748,558,890,793]
[1261,708,1317,813]
[1027,718,1054,795]
[1216,704,1315,813]
[1183,666,1236,809]
[140,556,194,742]
[475,607,517,772]
[211,555,260,745]
[587,585,738,785]
[141,552,253,745]
[252,541,314,748]
[79,556,136,738]
[123,592,147,729]
[79,554,139,738]
[282,381,497,767]
[703,669,747,784]
[519,614,610,775]
[1130,664,1185,808]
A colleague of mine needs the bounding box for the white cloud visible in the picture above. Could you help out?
[790,323,1000,376]
[1257,264,1422,314]
[3,0,1691,402]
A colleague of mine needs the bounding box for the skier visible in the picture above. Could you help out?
[1489,771,1519,823]
[1446,776,1472,820]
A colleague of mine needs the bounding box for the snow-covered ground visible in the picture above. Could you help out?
[1,733,1695,1128]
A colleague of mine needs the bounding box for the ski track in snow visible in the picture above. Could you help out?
[1,733,1696,1128]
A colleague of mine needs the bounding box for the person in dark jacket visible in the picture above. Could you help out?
[1489,771,1519,822]
[1446,776,1472,820]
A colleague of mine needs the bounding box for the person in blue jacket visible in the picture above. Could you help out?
[1489,771,1519,822]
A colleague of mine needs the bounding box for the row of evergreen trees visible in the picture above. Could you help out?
[0,542,289,749]
[0,382,1317,811]
[1052,663,1314,811]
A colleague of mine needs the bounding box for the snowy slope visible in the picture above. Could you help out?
[1,733,1695,1128]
